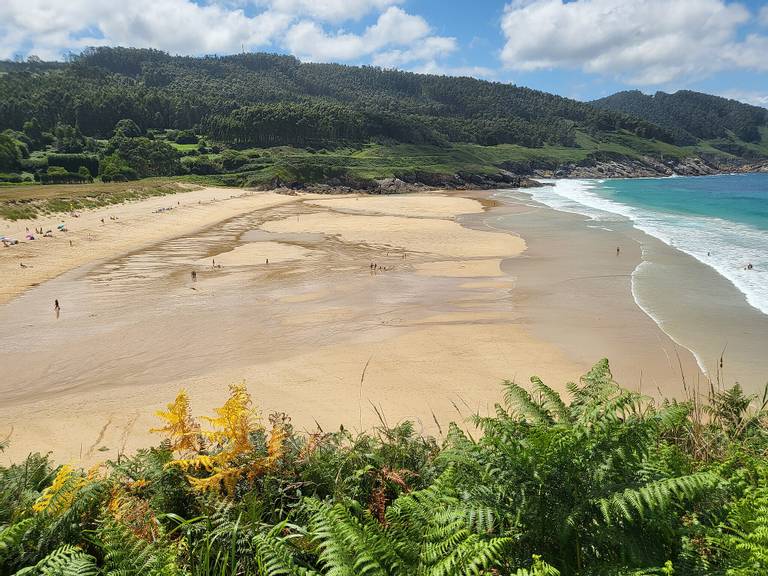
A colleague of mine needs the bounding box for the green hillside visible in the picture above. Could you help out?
[591,90,768,158]
[0,48,766,190]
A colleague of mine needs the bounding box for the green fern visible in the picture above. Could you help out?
[597,471,718,525]
[13,544,98,576]
[0,518,34,563]
[513,555,561,575]
[99,520,181,576]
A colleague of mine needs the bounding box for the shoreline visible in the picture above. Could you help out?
[517,177,768,393]
[0,186,707,465]
[469,190,703,397]
[628,259,709,377]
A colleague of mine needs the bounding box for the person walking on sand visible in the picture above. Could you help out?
[191,270,197,281]
[54,299,60,319]
[616,246,620,256]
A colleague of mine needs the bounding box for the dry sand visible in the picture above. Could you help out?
[262,212,525,258]
[306,195,484,218]
[0,188,299,305]
[0,187,699,465]
[414,259,504,278]
[198,241,316,267]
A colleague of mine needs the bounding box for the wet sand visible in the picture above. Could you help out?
[0,190,699,464]
[475,190,702,398]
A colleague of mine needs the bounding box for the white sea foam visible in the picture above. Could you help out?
[520,179,768,317]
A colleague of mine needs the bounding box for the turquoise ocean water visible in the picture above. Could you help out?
[525,174,768,317]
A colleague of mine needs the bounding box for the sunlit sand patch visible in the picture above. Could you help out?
[409,311,513,325]
[282,307,356,325]
[279,291,327,303]
[459,281,516,289]
[261,212,524,258]
[414,259,504,278]
[196,241,315,267]
[306,195,484,219]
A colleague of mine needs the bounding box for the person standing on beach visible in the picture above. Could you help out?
[616,246,620,256]
[54,299,60,319]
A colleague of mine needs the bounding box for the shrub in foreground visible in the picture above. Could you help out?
[1,361,768,575]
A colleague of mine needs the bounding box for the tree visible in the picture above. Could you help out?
[113,118,142,138]
[22,118,43,148]
[52,123,85,153]
[0,133,21,171]
[107,136,180,178]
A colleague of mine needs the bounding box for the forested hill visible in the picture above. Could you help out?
[1,47,767,191]
[591,90,768,146]
[0,48,671,147]
[0,47,671,149]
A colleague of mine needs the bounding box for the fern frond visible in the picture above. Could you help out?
[13,544,98,576]
[503,381,552,423]
[0,518,33,563]
[597,471,718,525]
[530,376,572,424]
[253,525,320,576]
[150,389,200,452]
[32,465,87,516]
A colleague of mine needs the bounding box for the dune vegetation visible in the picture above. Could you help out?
[2,360,768,575]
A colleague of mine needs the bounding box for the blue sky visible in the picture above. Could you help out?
[2,0,768,105]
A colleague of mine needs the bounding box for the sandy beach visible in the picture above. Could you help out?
[0,187,700,465]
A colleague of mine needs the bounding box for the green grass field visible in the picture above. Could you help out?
[0,133,740,220]
[0,179,199,220]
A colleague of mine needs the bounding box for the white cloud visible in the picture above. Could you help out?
[760,6,768,25]
[719,89,768,109]
[283,6,453,63]
[98,0,291,55]
[414,62,497,79]
[0,0,289,59]
[373,36,457,68]
[260,0,403,23]
[499,0,766,85]
[0,0,456,73]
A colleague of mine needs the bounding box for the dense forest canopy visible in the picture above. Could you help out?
[1,47,767,186]
[591,90,768,145]
[0,47,673,149]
